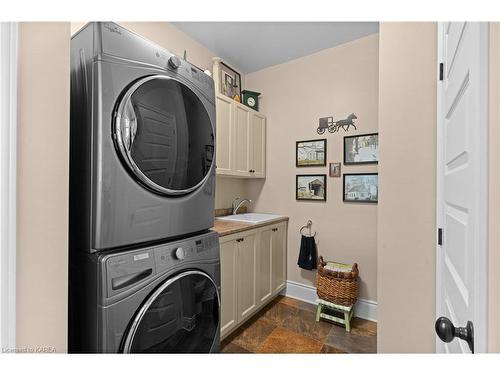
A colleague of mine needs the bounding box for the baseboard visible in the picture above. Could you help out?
[282,280,378,322]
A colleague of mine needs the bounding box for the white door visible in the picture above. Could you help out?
[436,22,488,353]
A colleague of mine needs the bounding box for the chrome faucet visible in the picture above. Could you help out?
[231,197,252,215]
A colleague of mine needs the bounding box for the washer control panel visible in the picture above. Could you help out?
[103,231,219,298]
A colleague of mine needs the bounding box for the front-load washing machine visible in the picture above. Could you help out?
[69,230,220,353]
[69,22,216,252]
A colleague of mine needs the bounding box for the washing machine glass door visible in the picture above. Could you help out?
[114,75,214,196]
[122,270,220,353]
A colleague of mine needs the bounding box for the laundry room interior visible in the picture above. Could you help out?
[6,17,499,358]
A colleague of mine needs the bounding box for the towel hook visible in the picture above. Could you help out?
[300,220,316,237]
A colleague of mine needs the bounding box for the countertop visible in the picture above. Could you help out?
[211,216,289,237]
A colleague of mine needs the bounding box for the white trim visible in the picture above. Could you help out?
[0,22,17,352]
[282,280,378,322]
[435,21,445,354]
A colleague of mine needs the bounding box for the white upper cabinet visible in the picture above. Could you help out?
[233,104,251,176]
[215,94,266,178]
[250,112,266,178]
[214,95,234,176]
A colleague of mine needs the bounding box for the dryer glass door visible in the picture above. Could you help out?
[114,75,214,196]
[122,270,220,353]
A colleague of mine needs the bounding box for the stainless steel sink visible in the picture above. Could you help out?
[216,213,284,224]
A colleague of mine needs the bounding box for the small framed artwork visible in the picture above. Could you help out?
[329,162,341,177]
[296,174,327,201]
[343,173,378,203]
[219,61,241,101]
[344,133,379,165]
[296,139,327,167]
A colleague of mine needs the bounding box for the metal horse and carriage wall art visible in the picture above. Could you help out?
[316,113,357,134]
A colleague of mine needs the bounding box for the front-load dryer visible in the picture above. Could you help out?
[69,22,216,252]
[69,231,220,353]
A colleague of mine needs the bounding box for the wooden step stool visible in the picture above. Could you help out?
[315,298,354,332]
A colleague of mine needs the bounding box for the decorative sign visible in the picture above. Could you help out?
[317,113,358,134]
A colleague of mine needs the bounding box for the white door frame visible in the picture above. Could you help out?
[0,22,18,352]
[436,22,489,353]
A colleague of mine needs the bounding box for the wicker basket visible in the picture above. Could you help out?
[316,256,359,307]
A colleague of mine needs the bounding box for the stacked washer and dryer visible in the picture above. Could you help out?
[68,22,220,353]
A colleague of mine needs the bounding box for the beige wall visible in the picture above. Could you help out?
[377,22,437,353]
[489,22,500,353]
[71,22,248,210]
[16,22,70,352]
[244,35,379,302]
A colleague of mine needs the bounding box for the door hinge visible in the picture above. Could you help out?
[439,63,444,81]
[438,228,443,246]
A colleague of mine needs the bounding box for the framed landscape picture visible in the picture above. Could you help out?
[343,173,378,203]
[344,133,379,164]
[296,139,326,167]
[296,174,327,201]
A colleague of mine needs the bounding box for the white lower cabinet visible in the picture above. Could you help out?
[257,227,272,305]
[219,221,288,339]
[236,232,257,321]
[271,223,287,293]
[219,239,238,336]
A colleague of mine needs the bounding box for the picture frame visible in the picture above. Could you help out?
[344,133,379,165]
[329,162,341,177]
[343,173,378,203]
[219,61,241,100]
[296,139,327,167]
[296,174,327,201]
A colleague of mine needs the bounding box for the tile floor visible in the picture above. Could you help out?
[221,295,377,354]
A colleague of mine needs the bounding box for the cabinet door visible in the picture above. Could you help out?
[233,104,251,176]
[215,95,234,175]
[220,238,238,338]
[250,112,266,178]
[257,228,273,305]
[271,223,287,293]
[237,233,257,321]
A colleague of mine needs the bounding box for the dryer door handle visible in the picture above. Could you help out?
[112,268,153,291]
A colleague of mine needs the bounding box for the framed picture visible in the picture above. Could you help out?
[344,133,379,165]
[296,139,327,167]
[329,162,341,177]
[343,173,378,203]
[219,61,241,100]
[296,175,327,201]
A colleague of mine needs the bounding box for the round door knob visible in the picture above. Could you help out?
[435,316,474,353]
[173,247,185,260]
[168,55,181,69]
[435,317,455,343]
